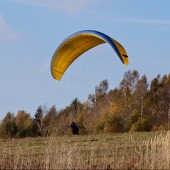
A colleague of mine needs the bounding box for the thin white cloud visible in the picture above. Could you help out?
[8,0,100,13]
[111,17,170,25]
[0,15,20,41]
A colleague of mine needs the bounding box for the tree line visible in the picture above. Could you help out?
[0,70,170,138]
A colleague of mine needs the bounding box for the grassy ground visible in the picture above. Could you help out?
[0,131,169,169]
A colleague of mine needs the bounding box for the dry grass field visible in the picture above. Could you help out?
[0,131,169,169]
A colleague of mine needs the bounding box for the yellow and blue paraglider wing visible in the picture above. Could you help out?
[51,30,128,80]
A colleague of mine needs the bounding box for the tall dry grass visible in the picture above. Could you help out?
[0,131,169,169]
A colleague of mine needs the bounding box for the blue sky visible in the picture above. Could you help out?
[0,0,170,119]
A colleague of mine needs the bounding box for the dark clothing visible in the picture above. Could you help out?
[68,122,79,135]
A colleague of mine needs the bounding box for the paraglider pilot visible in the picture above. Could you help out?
[68,121,80,135]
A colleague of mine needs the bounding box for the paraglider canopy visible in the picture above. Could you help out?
[51,30,128,80]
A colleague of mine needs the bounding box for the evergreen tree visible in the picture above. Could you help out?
[34,106,44,134]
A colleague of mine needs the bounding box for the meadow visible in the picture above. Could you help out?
[0,131,169,169]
